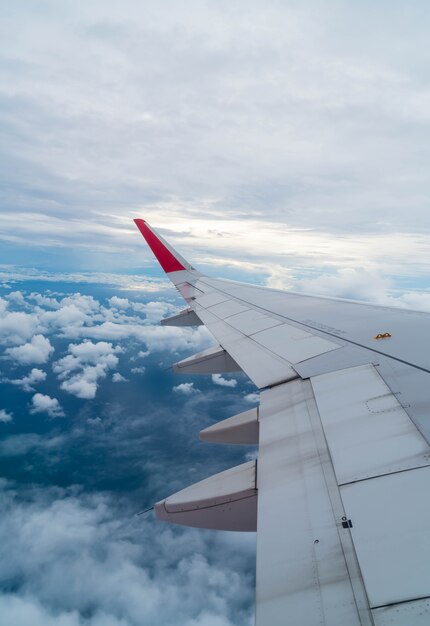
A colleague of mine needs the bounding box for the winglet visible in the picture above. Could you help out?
[134,219,189,273]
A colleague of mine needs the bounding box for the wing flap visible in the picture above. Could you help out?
[311,364,430,485]
[256,379,368,626]
[341,467,430,608]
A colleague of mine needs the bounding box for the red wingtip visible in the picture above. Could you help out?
[134,218,186,273]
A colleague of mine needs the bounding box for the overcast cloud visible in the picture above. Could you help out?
[1,1,430,285]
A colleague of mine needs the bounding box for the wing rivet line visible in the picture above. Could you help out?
[374,332,392,339]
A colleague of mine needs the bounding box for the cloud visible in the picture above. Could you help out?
[112,372,127,383]
[211,374,237,388]
[1,0,430,291]
[243,393,259,404]
[0,485,255,626]
[131,366,145,374]
[173,383,198,395]
[39,304,91,330]
[29,293,61,309]
[0,433,65,457]
[0,595,83,626]
[0,311,38,345]
[67,322,213,354]
[0,410,13,423]
[131,301,178,323]
[0,298,8,315]
[0,270,169,293]
[30,393,65,418]
[10,368,47,392]
[53,340,121,399]
[6,291,26,305]
[6,334,54,364]
[108,296,130,309]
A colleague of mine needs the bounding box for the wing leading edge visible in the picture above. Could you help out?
[134,219,430,626]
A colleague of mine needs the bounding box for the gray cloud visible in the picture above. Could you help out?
[0,409,13,423]
[0,483,254,626]
[0,1,430,283]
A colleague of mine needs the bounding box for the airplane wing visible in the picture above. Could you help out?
[134,218,430,626]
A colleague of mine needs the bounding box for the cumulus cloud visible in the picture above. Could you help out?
[68,322,213,354]
[0,311,38,345]
[173,383,198,395]
[131,366,146,375]
[53,341,121,399]
[30,393,65,418]
[6,335,54,365]
[108,296,130,310]
[0,410,13,423]
[29,292,61,309]
[132,301,178,323]
[211,375,237,388]
[6,291,26,305]
[243,393,259,404]
[39,304,91,331]
[10,368,47,392]
[112,372,127,383]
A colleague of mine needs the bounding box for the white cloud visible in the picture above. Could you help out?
[6,335,54,365]
[173,383,198,395]
[69,340,122,364]
[211,374,237,388]
[0,410,13,423]
[6,291,26,305]
[59,371,100,400]
[131,366,146,375]
[30,393,65,418]
[39,304,91,330]
[132,301,178,323]
[243,393,259,404]
[53,341,121,399]
[112,372,127,383]
[59,294,101,313]
[108,296,130,309]
[10,368,47,392]
[29,293,61,309]
[67,322,213,354]
[0,298,8,315]
[0,311,38,345]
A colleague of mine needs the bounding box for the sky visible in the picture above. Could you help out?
[1,1,430,625]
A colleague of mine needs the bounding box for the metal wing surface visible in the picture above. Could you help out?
[134,219,430,626]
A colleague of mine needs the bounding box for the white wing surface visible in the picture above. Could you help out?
[134,219,430,626]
